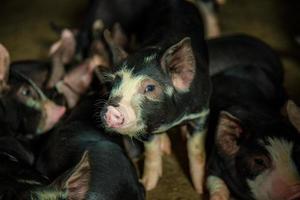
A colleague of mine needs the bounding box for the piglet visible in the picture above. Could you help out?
[0,136,91,200]
[100,0,210,193]
[36,93,145,200]
[205,35,299,200]
[0,44,66,136]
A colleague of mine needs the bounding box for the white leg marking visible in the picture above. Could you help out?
[187,130,207,194]
[141,135,163,190]
[195,1,221,38]
[207,175,230,200]
[160,133,172,155]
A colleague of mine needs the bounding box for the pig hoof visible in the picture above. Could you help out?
[141,166,162,190]
[141,159,162,190]
[194,180,204,194]
[210,192,229,200]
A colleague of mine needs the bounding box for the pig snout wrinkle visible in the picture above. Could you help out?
[105,106,125,128]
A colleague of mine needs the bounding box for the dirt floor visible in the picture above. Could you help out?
[1,0,300,199]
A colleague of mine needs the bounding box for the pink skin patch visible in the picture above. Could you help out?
[104,106,125,128]
[0,44,10,90]
[104,104,137,132]
[41,101,66,133]
[270,176,300,200]
[249,138,300,200]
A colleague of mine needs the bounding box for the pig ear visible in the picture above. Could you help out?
[47,29,76,88]
[111,23,128,49]
[286,100,300,132]
[52,151,91,200]
[49,29,76,63]
[215,111,243,156]
[64,151,90,200]
[104,28,128,65]
[0,43,10,90]
[92,19,104,39]
[160,37,196,92]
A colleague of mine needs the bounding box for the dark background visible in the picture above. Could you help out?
[1,0,300,199]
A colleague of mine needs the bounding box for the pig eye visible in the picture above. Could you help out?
[18,85,39,100]
[21,88,32,97]
[144,84,156,93]
[250,155,270,173]
[254,158,266,167]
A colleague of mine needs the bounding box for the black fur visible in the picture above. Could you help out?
[36,93,145,200]
[206,35,299,200]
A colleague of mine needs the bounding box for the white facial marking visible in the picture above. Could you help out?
[247,138,300,200]
[143,54,157,64]
[153,109,209,133]
[165,86,174,96]
[17,179,42,185]
[110,68,147,136]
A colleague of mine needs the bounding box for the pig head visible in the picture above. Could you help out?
[0,44,66,135]
[101,37,210,137]
[210,103,300,200]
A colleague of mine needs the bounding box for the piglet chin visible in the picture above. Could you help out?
[104,106,125,129]
[40,101,66,133]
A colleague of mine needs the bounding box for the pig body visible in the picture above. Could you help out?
[10,60,51,89]
[49,0,153,72]
[0,136,49,199]
[100,0,210,192]
[36,93,145,200]
[0,68,65,136]
[206,35,300,200]
[0,135,96,200]
[75,0,154,58]
[0,45,66,136]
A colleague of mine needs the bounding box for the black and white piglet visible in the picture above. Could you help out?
[205,35,300,200]
[0,44,66,136]
[36,93,145,200]
[99,0,210,193]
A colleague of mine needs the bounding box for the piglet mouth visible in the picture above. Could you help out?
[103,105,126,129]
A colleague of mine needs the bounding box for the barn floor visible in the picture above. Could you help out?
[1,0,300,199]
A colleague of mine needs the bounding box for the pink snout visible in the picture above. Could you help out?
[104,106,125,128]
[39,101,66,133]
[272,180,300,200]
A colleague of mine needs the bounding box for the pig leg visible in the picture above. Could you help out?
[186,111,209,194]
[216,0,226,5]
[187,129,207,194]
[141,135,163,190]
[55,80,80,108]
[48,29,76,88]
[49,56,65,88]
[195,1,221,38]
[0,44,10,91]
[207,175,230,200]
[160,133,171,155]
